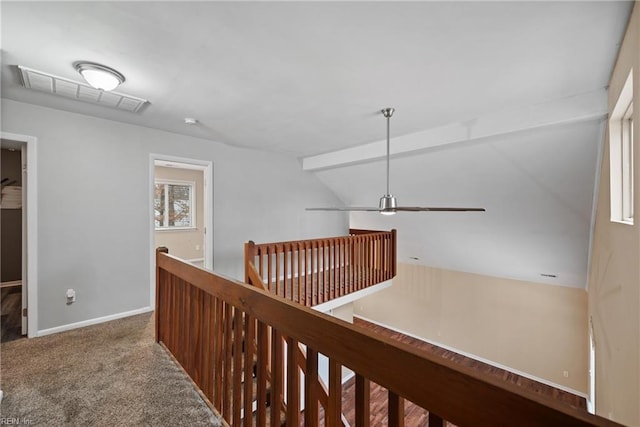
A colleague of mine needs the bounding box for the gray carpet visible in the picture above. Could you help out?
[0,312,222,426]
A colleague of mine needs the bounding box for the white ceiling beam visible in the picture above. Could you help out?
[302,89,607,171]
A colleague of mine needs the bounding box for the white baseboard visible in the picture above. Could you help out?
[37,306,154,337]
[354,314,588,399]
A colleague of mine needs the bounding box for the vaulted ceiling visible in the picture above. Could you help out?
[1,1,634,288]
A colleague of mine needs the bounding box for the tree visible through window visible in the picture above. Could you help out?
[154,180,195,228]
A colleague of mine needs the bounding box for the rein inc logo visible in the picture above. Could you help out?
[0,417,33,425]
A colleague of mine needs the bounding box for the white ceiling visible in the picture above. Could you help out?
[1,1,634,288]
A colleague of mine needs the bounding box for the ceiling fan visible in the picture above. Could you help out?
[306,108,485,215]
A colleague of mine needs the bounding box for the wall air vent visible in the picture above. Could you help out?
[17,65,148,113]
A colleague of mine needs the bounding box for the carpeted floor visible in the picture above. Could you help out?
[0,312,221,426]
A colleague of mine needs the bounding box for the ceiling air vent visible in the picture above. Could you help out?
[17,65,148,113]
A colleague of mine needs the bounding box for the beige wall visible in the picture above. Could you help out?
[154,166,205,261]
[355,262,588,393]
[588,4,640,425]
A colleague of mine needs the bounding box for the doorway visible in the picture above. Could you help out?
[1,133,37,341]
[1,143,24,341]
[149,154,212,308]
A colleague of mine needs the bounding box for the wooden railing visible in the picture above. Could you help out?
[156,248,622,427]
[246,252,343,426]
[244,229,396,306]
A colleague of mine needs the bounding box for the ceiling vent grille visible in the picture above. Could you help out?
[18,65,148,113]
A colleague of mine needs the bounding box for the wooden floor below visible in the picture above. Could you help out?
[322,317,587,426]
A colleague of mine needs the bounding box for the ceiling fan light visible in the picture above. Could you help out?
[74,62,125,91]
[379,194,397,215]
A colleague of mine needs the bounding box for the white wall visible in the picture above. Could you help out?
[1,99,348,333]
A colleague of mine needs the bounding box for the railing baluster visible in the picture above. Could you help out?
[256,321,268,427]
[213,298,223,410]
[365,235,369,287]
[286,337,300,426]
[201,292,213,399]
[375,235,380,284]
[392,229,397,276]
[328,359,342,427]
[275,244,281,298]
[388,391,404,427]
[355,373,370,427]
[270,330,283,427]
[311,240,316,306]
[265,245,271,293]
[332,239,337,299]
[358,235,367,290]
[340,238,344,293]
[319,241,324,302]
[243,313,255,427]
[303,242,308,305]
[223,302,233,419]
[258,246,264,286]
[305,348,319,426]
[283,244,289,300]
[349,241,354,294]
[190,286,198,380]
[305,242,311,306]
[232,308,243,426]
[297,243,303,305]
[328,240,332,300]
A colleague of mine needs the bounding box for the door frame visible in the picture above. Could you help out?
[588,317,596,414]
[149,153,213,308]
[1,131,38,338]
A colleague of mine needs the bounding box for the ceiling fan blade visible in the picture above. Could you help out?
[394,206,486,212]
[306,109,486,214]
[306,207,381,212]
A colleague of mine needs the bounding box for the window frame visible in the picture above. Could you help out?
[609,69,634,225]
[154,179,197,231]
[621,102,634,222]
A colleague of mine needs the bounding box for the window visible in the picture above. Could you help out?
[610,70,634,224]
[621,102,634,221]
[154,180,195,229]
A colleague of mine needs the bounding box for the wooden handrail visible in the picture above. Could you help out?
[156,249,621,427]
[245,229,397,306]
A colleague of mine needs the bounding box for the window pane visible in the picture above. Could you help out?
[167,184,192,227]
[622,104,634,221]
[154,184,165,227]
[609,70,633,224]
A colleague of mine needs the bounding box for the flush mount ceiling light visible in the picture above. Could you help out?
[18,65,148,113]
[74,62,125,91]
